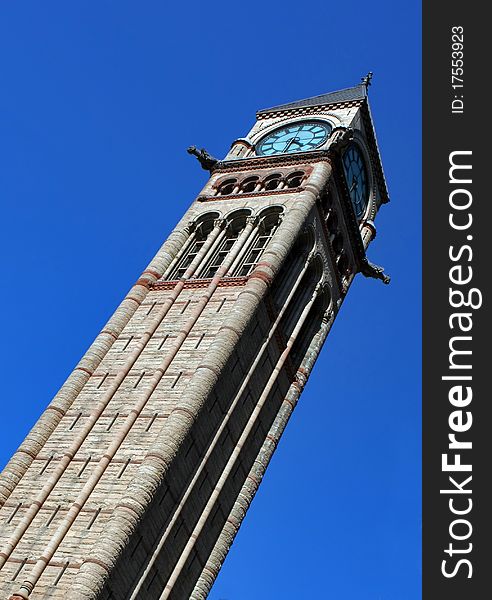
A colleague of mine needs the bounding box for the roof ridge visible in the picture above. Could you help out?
[257,84,367,115]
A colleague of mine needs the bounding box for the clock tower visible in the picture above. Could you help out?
[0,78,389,599]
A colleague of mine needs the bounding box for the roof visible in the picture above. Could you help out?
[257,84,367,116]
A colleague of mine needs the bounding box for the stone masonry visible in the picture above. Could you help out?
[0,83,389,599]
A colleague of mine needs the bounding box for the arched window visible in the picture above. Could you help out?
[168,215,218,280]
[271,227,315,310]
[320,189,332,215]
[240,176,260,193]
[217,178,237,196]
[199,212,250,278]
[290,286,331,367]
[235,208,283,277]
[263,173,283,191]
[325,209,338,235]
[336,251,349,276]
[332,231,344,255]
[278,256,323,341]
[285,171,305,189]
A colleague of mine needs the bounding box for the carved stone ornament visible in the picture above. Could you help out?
[187,146,219,172]
[329,127,354,153]
[359,256,391,284]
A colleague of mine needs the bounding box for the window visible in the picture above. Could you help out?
[285,171,305,188]
[326,209,338,234]
[290,286,331,367]
[199,212,249,278]
[279,257,322,341]
[168,217,216,280]
[271,228,315,309]
[201,234,239,278]
[240,176,260,193]
[217,178,237,196]
[336,251,349,275]
[263,173,283,190]
[320,189,332,215]
[172,239,205,279]
[332,232,344,255]
[235,209,283,277]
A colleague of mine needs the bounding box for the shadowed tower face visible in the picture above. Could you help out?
[0,81,389,600]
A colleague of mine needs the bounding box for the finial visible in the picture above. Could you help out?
[361,71,373,89]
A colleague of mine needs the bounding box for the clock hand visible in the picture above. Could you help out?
[283,136,299,152]
[284,124,304,152]
[349,176,358,193]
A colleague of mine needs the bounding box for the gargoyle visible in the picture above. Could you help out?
[329,127,354,153]
[187,146,219,172]
[360,257,391,285]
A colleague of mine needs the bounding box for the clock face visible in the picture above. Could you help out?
[342,144,368,219]
[256,121,331,156]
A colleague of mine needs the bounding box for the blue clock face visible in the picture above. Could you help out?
[257,121,331,156]
[342,144,368,219]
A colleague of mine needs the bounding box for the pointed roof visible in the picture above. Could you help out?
[257,84,367,116]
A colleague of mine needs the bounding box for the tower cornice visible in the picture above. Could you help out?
[197,186,305,203]
[210,150,332,174]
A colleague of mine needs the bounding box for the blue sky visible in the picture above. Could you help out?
[0,2,421,598]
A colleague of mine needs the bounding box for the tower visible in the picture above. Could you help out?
[0,79,389,599]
